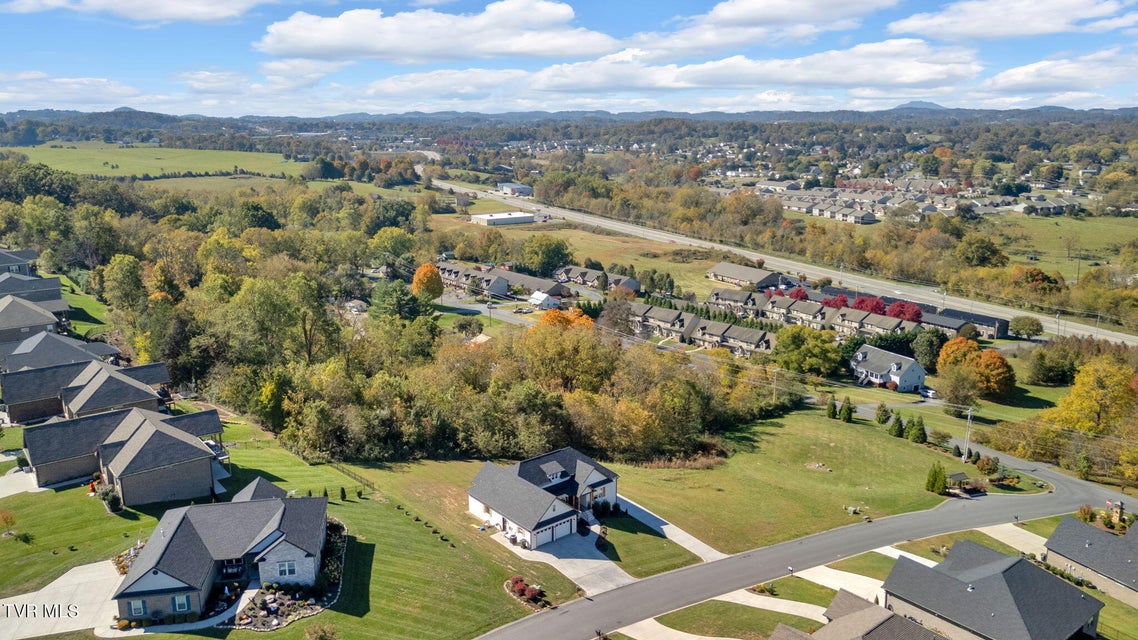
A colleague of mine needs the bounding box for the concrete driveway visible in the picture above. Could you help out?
[492,530,636,595]
[0,561,122,640]
[0,468,43,500]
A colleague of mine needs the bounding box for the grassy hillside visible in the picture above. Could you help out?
[3,142,303,178]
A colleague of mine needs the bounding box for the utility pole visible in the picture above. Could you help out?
[1055,311,1061,337]
[962,406,973,462]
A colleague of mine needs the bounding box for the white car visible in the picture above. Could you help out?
[919,388,937,398]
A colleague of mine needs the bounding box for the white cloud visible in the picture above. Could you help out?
[888,0,1136,40]
[176,70,250,94]
[0,0,275,22]
[259,59,352,90]
[530,40,981,92]
[255,0,618,62]
[366,68,529,99]
[980,48,1138,92]
[0,72,142,109]
[701,0,900,26]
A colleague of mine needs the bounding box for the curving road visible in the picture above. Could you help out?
[477,447,1127,640]
[434,179,1138,346]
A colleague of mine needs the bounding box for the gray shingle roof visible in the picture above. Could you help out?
[815,590,942,640]
[2,360,91,404]
[709,288,754,304]
[468,461,564,532]
[0,250,34,267]
[883,541,1103,640]
[233,476,288,502]
[850,345,922,378]
[0,331,119,372]
[121,362,171,387]
[116,481,326,598]
[0,295,56,330]
[512,447,618,490]
[22,410,129,466]
[1045,516,1138,592]
[770,624,814,640]
[824,588,874,620]
[708,261,779,286]
[104,422,213,478]
[61,363,158,415]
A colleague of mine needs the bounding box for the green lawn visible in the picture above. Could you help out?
[895,530,1021,562]
[44,272,110,338]
[0,486,161,599]
[1018,514,1068,539]
[826,552,897,581]
[1091,588,1138,640]
[989,212,1138,281]
[4,142,302,179]
[598,513,701,578]
[434,307,522,338]
[764,576,838,607]
[0,425,22,452]
[610,409,976,554]
[0,460,16,475]
[656,600,820,640]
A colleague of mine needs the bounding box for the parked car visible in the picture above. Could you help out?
[919,387,937,398]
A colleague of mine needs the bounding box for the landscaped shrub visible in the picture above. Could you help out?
[116,619,130,630]
[339,487,346,501]
[513,581,528,596]
[510,575,524,586]
[1077,504,1096,523]
[524,585,541,600]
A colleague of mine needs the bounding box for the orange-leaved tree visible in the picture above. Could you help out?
[410,263,443,301]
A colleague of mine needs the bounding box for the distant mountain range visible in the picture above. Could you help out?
[4,103,1136,130]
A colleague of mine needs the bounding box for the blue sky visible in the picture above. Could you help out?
[2,0,1138,116]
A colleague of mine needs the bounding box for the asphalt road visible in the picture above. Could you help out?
[477,447,1127,640]
[436,179,1137,346]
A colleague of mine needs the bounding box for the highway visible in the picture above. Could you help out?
[477,446,1127,640]
[434,179,1138,346]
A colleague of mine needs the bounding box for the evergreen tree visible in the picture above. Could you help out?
[874,402,891,425]
[889,413,905,437]
[826,395,838,420]
[952,444,963,458]
[906,416,928,444]
[971,450,981,464]
[926,462,947,494]
[839,396,854,423]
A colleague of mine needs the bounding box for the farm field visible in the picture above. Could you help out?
[609,408,975,554]
[2,142,303,178]
[989,212,1138,281]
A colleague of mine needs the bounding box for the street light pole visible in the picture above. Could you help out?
[962,406,973,462]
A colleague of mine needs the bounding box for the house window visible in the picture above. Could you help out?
[171,595,190,613]
[129,600,147,617]
[8,266,18,273]
[277,561,296,577]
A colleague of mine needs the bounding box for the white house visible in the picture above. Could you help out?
[467,447,618,549]
[528,291,560,310]
[851,344,925,392]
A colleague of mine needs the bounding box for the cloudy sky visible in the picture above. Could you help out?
[2,0,1137,116]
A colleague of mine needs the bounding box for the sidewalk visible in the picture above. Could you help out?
[617,618,733,640]
[872,545,937,567]
[713,589,828,623]
[977,523,1048,557]
[619,498,728,562]
[796,566,884,604]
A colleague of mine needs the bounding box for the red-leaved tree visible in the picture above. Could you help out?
[822,294,848,309]
[789,287,810,301]
[852,296,887,315]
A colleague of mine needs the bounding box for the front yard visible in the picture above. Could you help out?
[656,600,820,640]
[610,408,976,554]
[597,513,700,578]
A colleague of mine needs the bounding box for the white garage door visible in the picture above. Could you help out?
[534,527,553,548]
[552,519,573,542]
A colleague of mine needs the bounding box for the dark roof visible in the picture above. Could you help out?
[770,625,813,640]
[22,410,129,467]
[116,481,327,598]
[937,308,1007,328]
[0,331,118,372]
[883,541,1103,640]
[103,420,213,478]
[121,362,171,386]
[817,589,941,640]
[0,273,59,294]
[825,589,874,620]
[23,408,220,470]
[61,363,158,415]
[708,261,779,285]
[1045,516,1138,592]
[468,461,564,532]
[1,360,91,404]
[512,447,619,491]
[0,249,35,267]
[233,476,289,502]
[919,312,969,331]
[0,295,57,330]
[709,288,754,304]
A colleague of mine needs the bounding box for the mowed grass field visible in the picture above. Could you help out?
[3,142,303,178]
[429,215,727,299]
[610,408,976,555]
[656,600,820,639]
[826,552,897,580]
[989,212,1138,281]
[1,415,578,640]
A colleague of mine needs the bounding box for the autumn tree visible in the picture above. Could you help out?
[100,253,147,314]
[521,234,573,278]
[851,296,886,315]
[956,233,1008,268]
[788,287,809,301]
[974,349,1016,399]
[939,365,980,417]
[410,263,444,301]
[0,509,13,535]
[1042,356,1137,436]
[937,337,981,371]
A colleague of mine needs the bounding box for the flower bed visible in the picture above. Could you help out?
[228,518,348,632]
